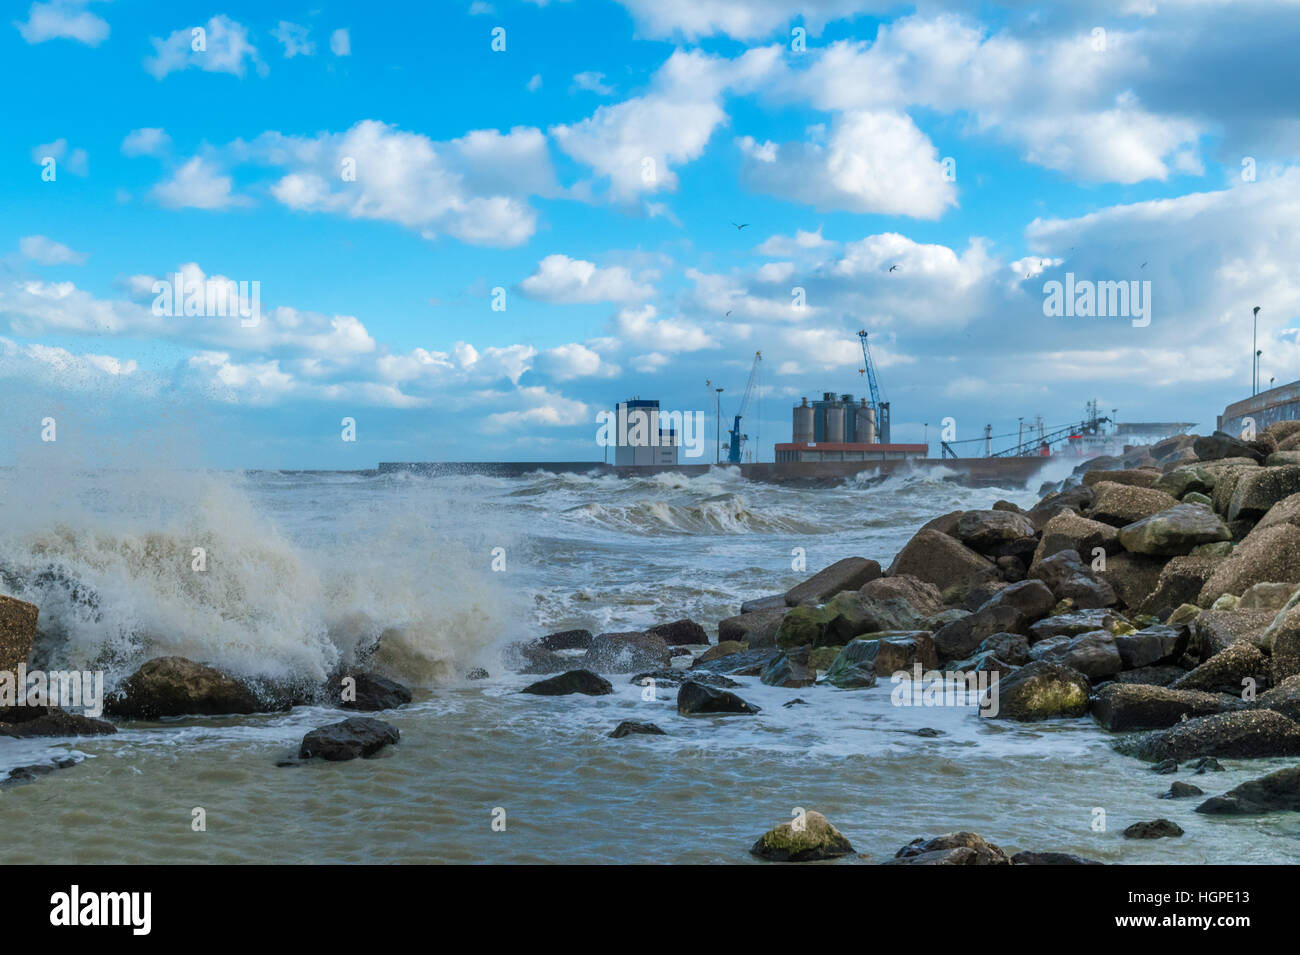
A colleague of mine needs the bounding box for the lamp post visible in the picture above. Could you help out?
[1256,350,1263,395]
[1253,306,1261,394]
[715,388,724,463]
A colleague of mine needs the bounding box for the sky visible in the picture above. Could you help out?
[2,0,1299,469]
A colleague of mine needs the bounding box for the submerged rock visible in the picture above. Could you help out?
[677,682,760,716]
[629,669,739,689]
[521,669,613,696]
[337,671,413,711]
[0,705,116,738]
[1116,709,1300,761]
[1011,851,1104,865]
[1195,766,1300,814]
[1123,819,1183,839]
[1162,781,1205,799]
[750,811,854,862]
[609,720,666,739]
[987,661,1090,721]
[106,656,264,719]
[890,832,1010,866]
[690,647,780,676]
[298,717,399,761]
[1090,684,1243,732]
[538,629,594,651]
[582,632,671,673]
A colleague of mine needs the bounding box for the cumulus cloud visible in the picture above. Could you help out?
[612,0,883,41]
[19,235,88,265]
[613,304,718,352]
[518,254,655,304]
[14,0,108,46]
[271,21,314,58]
[145,16,266,80]
[31,138,87,176]
[329,28,350,56]
[484,386,590,431]
[121,127,171,158]
[151,157,245,210]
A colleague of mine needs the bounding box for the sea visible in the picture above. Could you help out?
[1,463,1295,863]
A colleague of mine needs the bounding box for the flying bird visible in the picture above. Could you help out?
[731,221,749,231]
[725,310,732,317]
[888,265,898,272]
[1141,261,1148,269]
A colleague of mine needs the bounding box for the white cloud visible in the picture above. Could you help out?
[0,337,138,390]
[31,138,87,176]
[612,0,882,41]
[145,16,266,80]
[526,73,542,92]
[329,28,350,56]
[572,71,614,95]
[14,0,108,46]
[271,21,314,58]
[484,386,590,430]
[19,235,88,265]
[537,343,618,380]
[738,111,956,218]
[518,254,655,304]
[121,127,171,157]
[756,227,836,257]
[469,2,495,14]
[613,304,718,352]
[151,157,245,210]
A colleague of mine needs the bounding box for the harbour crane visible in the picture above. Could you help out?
[727,351,762,463]
[857,330,890,444]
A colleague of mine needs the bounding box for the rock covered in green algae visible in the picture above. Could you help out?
[750,811,854,862]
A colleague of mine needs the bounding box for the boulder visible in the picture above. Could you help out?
[824,633,936,686]
[696,641,747,663]
[582,632,671,673]
[1087,482,1178,527]
[690,647,781,676]
[1123,819,1183,839]
[1254,492,1300,532]
[1029,550,1117,609]
[1098,552,1167,611]
[0,594,37,675]
[760,650,818,688]
[298,717,399,761]
[520,669,613,696]
[336,671,412,711]
[886,529,999,599]
[1033,511,1120,564]
[538,629,594,651]
[503,641,567,674]
[977,579,1056,621]
[1116,709,1300,761]
[1059,631,1122,680]
[975,632,1031,666]
[717,609,786,647]
[750,811,854,862]
[1082,468,1160,489]
[1029,609,1124,642]
[1090,684,1243,731]
[1139,556,1221,618]
[858,575,945,617]
[1227,465,1300,522]
[740,594,787,613]
[820,590,933,644]
[1195,766,1300,814]
[1193,431,1263,463]
[0,705,116,738]
[630,669,739,690]
[1163,781,1205,799]
[1113,625,1187,669]
[1011,851,1104,865]
[1187,609,1273,660]
[1270,606,1300,683]
[1238,582,1297,611]
[954,509,1037,554]
[892,832,1010,866]
[988,661,1090,721]
[784,557,882,606]
[821,640,881,689]
[645,619,708,645]
[932,605,1026,661]
[1170,640,1267,695]
[1154,466,1215,498]
[1118,503,1231,556]
[609,720,666,739]
[1257,675,1300,722]
[677,681,760,716]
[1112,665,1188,687]
[106,657,263,719]
[773,605,830,649]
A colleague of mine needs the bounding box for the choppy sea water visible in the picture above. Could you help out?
[2,464,1298,864]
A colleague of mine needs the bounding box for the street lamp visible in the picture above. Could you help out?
[1253,306,1262,394]
[1256,350,1263,395]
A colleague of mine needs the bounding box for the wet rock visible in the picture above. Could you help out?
[886,529,999,600]
[821,640,881,689]
[717,609,785,648]
[1029,550,1117,609]
[629,669,739,690]
[740,594,787,614]
[520,669,613,696]
[1088,481,1178,527]
[977,579,1056,621]
[988,661,1091,721]
[1029,609,1123,642]
[891,832,1010,866]
[582,631,671,673]
[1187,609,1272,661]
[773,605,830,648]
[677,681,760,716]
[1139,556,1221,619]
[1195,766,1300,814]
[783,698,809,708]
[975,632,1031,666]
[1123,819,1183,839]
[504,641,567,674]
[859,575,945,617]
[106,656,263,719]
[750,811,853,862]
[538,629,594,651]
[0,594,37,675]
[1116,709,1300,761]
[690,647,780,676]
[1098,552,1168,611]
[465,667,489,680]
[609,720,665,739]
[784,557,882,606]
[1237,582,1297,612]
[696,641,747,663]
[1060,631,1122,680]
[760,649,818,688]
[1170,640,1267,695]
[1198,523,1300,607]
[820,590,935,644]
[949,650,1018,677]
[298,717,399,762]
[1228,465,1300,522]
[1257,675,1300,721]
[1090,684,1243,731]
[825,632,937,685]
[1163,781,1205,799]
[915,726,943,737]
[1151,758,1179,775]
[1193,431,1263,463]
[0,705,116,738]
[1033,510,1121,565]
[645,619,708,645]
[1011,851,1105,865]
[1114,625,1188,669]
[932,604,1026,661]
[1112,665,1189,687]
[1155,466,1215,498]
[954,509,1037,554]
[959,581,1009,611]
[1118,503,1231,556]
[337,671,412,711]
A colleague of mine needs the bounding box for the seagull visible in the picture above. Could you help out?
[888,265,898,272]
[725,310,732,317]
[1141,261,1148,269]
[731,221,749,231]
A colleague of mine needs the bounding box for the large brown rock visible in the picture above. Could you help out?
[1187,609,1273,661]
[886,529,998,599]
[1170,640,1268,695]
[1091,684,1244,731]
[717,609,786,648]
[1139,556,1221,618]
[750,811,853,862]
[1098,552,1168,611]
[1117,709,1300,761]
[932,605,1026,661]
[954,509,1037,554]
[1032,510,1120,565]
[582,632,671,673]
[987,661,1090,721]
[1029,549,1117,608]
[1253,492,1300,532]
[1193,431,1264,463]
[1087,482,1178,527]
[106,657,263,719]
[1198,523,1300,607]
[0,594,37,676]
[1118,503,1231,556]
[1227,465,1300,523]
[1269,605,1300,683]
[858,574,945,617]
[783,557,882,606]
[1082,468,1161,489]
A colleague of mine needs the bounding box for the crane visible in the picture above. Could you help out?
[857,330,890,444]
[727,351,761,463]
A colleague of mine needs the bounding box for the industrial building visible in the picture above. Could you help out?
[612,399,679,466]
[1218,380,1300,436]
[775,393,926,463]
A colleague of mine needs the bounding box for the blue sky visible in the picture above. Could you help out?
[3,0,1299,468]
